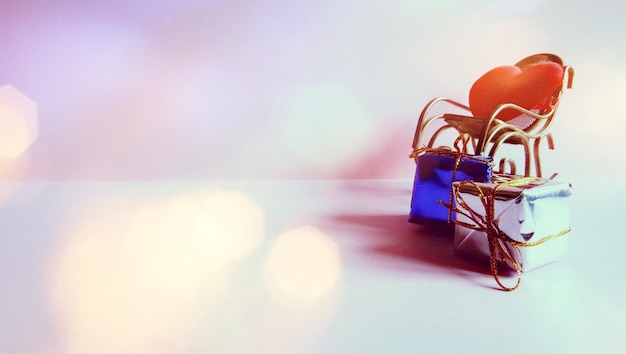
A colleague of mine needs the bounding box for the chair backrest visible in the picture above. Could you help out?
[515,53,563,70]
[511,53,574,133]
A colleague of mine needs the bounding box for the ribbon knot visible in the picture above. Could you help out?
[441,178,571,291]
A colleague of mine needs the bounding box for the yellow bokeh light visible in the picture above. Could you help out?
[0,85,38,159]
[47,188,264,354]
[264,226,341,301]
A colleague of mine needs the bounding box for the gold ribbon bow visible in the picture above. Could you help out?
[442,178,571,291]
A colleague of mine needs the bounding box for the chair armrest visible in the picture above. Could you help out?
[564,66,574,89]
[474,103,554,155]
[412,98,470,151]
[495,103,554,120]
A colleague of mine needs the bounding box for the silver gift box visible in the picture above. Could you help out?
[453,178,572,272]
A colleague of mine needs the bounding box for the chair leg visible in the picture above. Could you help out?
[498,158,517,175]
[523,142,531,177]
[533,134,554,178]
[488,137,531,177]
[533,141,542,178]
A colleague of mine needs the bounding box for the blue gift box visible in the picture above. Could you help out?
[409,151,492,225]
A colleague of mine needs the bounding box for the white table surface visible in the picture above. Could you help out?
[0,178,623,354]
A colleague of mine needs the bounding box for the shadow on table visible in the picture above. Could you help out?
[330,213,517,288]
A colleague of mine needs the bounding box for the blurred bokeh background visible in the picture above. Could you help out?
[2,2,626,353]
[0,0,623,181]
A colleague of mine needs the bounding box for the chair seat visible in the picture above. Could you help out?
[443,114,486,137]
[443,114,533,145]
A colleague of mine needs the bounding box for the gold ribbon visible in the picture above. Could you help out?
[409,134,473,159]
[410,135,492,223]
[441,178,571,291]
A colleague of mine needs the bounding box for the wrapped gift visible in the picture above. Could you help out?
[451,177,572,291]
[409,149,492,225]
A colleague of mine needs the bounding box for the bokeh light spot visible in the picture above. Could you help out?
[47,188,264,354]
[265,226,341,301]
[0,86,38,159]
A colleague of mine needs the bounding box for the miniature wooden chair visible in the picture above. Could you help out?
[411,53,574,177]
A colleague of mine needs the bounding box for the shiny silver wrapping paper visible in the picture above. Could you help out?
[453,178,572,272]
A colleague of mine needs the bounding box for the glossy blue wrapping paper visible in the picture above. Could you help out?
[409,152,492,224]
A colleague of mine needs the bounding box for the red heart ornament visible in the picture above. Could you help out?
[469,62,564,121]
